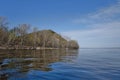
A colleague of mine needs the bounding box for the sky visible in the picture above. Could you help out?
[0,0,120,48]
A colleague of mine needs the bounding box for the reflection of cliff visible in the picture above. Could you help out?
[0,49,78,79]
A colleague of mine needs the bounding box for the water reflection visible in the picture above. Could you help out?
[0,49,79,80]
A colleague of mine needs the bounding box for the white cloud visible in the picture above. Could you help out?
[62,22,120,39]
[62,22,120,48]
[73,1,120,24]
[62,1,120,48]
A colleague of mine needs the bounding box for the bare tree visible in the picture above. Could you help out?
[43,31,47,48]
[0,17,9,45]
[32,27,38,48]
[7,27,20,46]
[17,24,30,48]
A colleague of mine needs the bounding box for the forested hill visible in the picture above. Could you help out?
[25,29,79,49]
[0,17,79,49]
[0,29,79,49]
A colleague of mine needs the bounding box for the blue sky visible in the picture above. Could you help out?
[0,0,120,48]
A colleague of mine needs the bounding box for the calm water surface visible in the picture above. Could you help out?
[0,49,120,80]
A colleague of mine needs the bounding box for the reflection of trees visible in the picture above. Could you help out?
[0,49,78,79]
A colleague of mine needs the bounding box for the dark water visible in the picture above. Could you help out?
[0,49,120,80]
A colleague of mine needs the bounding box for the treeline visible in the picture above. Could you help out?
[0,16,79,49]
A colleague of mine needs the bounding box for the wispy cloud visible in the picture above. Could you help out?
[73,0,120,25]
[62,1,120,48]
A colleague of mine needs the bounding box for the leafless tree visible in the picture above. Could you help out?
[0,17,9,45]
[32,27,38,48]
[17,24,30,47]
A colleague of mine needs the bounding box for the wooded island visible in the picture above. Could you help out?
[0,17,79,49]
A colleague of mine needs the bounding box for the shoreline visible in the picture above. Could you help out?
[0,46,72,50]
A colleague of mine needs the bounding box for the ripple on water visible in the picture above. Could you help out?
[0,49,120,80]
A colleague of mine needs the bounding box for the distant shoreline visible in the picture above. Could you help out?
[80,47,120,49]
